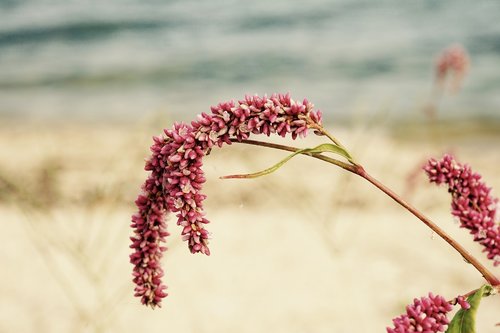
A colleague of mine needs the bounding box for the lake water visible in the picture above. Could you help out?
[1,0,500,122]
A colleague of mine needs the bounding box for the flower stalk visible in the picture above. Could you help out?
[233,138,500,287]
[358,169,500,286]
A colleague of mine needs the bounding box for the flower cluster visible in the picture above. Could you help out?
[435,44,469,92]
[387,293,453,333]
[130,93,323,307]
[424,154,500,266]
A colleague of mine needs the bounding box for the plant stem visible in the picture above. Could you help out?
[309,123,344,147]
[356,167,500,286]
[230,139,357,173]
[307,122,357,164]
[452,284,500,305]
[232,138,500,286]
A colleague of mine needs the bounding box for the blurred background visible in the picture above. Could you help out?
[1,0,500,122]
[1,0,499,332]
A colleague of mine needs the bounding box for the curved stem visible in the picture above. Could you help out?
[310,123,344,147]
[308,123,358,164]
[230,139,357,173]
[357,168,500,286]
[232,138,500,286]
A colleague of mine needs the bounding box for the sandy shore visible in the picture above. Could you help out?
[0,120,499,332]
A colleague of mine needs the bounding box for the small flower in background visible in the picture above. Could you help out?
[435,44,469,93]
[425,154,500,266]
[130,93,323,307]
[386,293,453,333]
[423,44,469,118]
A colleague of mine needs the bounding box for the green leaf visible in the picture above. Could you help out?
[445,284,493,333]
[221,143,353,179]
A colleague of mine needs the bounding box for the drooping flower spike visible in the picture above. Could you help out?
[425,154,500,266]
[130,93,323,307]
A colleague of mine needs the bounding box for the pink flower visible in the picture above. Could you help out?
[435,44,469,92]
[424,154,500,266]
[129,135,171,307]
[130,93,323,307]
[455,296,470,310]
[387,293,453,333]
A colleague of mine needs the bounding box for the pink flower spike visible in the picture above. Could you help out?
[424,154,500,266]
[130,93,325,307]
